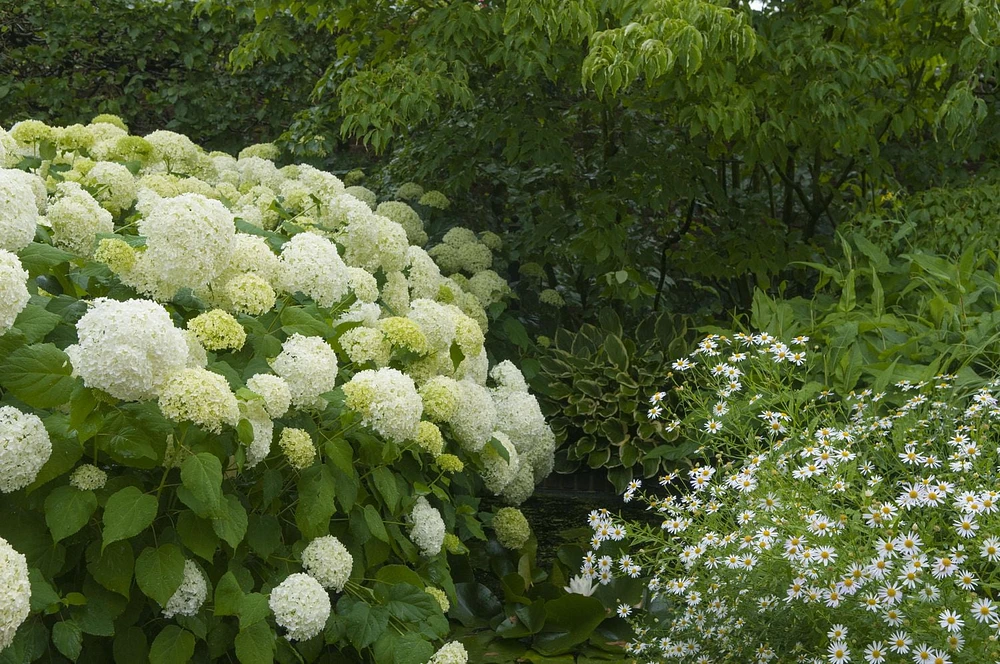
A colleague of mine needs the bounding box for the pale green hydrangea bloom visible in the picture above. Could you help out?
[278,427,316,470]
[343,368,423,443]
[493,507,531,550]
[408,497,445,557]
[425,587,449,613]
[0,406,52,493]
[69,464,107,491]
[269,573,330,641]
[158,367,240,433]
[269,334,338,411]
[301,535,353,592]
[187,309,246,351]
[428,641,468,664]
[0,536,31,650]
[0,250,29,336]
[0,168,40,252]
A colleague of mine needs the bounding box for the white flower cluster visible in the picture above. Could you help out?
[301,535,353,592]
[0,405,53,493]
[269,573,331,641]
[277,232,350,308]
[66,298,189,401]
[246,373,291,419]
[0,536,30,650]
[69,464,108,491]
[604,333,1000,663]
[46,181,113,256]
[162,560,208,618]
[0,168,38,252]
[427,226,494,275]
[123,193,236,300]
[82,160,137,216]
[428,641,469,664]
[269,334,338,411]
[409,497,446,557]
[0,250,29,336]
[343,368,423,443]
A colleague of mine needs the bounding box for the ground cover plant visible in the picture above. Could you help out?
[0,118,558,663]
[586,331,1000,663]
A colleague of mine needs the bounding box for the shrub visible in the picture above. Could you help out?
[0,118,554,662]
[587,331,1000,662]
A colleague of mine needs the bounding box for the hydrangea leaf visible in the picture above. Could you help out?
[234,620,275,664]
[0,343,78,408]
[180,453,224,518]
[149,626,195,664]
[212,494,248,549]
[44,486,98,542]
[102,486,157,550]
[135,544,185,606]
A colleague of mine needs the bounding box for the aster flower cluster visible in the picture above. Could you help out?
[593,332,1000,663]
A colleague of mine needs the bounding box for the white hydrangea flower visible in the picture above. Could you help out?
[269,573,331,641]
[296,164,345,205]
[182,330,208,369]
[158,368,241,433]
[301,536,353,592]
[342,368,423,443]
[240,401,273,468]
[47,181,114,256]
[0,168,39,252]
[269,334,338,411]
[236,156,283,190]
[405,247,446,301]
[500,463,536,506]
[333,302,382,328]
[163,560,208,618]
[408,497,445,557]
[66,298,189,401]
[408,299,456,353]
[429,641,469,664]
[82,161,138,216]
[69,464,107,491]
[0,127,19,167]
[0,536,31,650]
[340,213,409,273]
[338,327,390,367]
[319,192,373,230]
[125,193,236,300]
[246,374,292,419]
[490,360,529,393]
[5,169,46,214]
[481,431,520,495]
[277,232,351,308]
[0,250,29,336]
[449,381,497,453]
[0,406,52,493]
[492,390,548,455]
[144,130,210,177]
[380,271,410,315]
[347,267,379,303]
[455,348,489,385]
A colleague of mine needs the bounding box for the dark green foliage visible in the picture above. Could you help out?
[0,0,328,151]
[532,310,694,492]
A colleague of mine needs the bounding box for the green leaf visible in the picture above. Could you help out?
[86,540,134,598]
[135,544,185,606]
[102,486,158,550]
[377,583,439,623]
[371,466,400,512]
[280,306,331,338]
[375,565,425,589]
[324,437,354,475]
[363,504,389,543]
[177,511,220,562]
[180,453,224,518]
[246,514,282,559]
[486,436,511,463]
[214,571,244,617]
[603,333,629,371]
[44,486,98,542]
[113,627,148,664]
[239,593,269,629]
[28,568,60,612]
[372,633,434,664]
[30,419,83,490]
[501,317,532,349]
[235,621,275,664]
[341,598,390,650]
[17,243,73,275]
[52,620,83,661]
[295,464,336,539]
[532,595,607,656]
[213,494,249,549]
[149,626,195,664]
[0,343,78,408]
[13,304,62,343]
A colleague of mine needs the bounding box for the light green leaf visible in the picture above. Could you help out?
[0,343,78,408]
[295,464,336,539]
[44,486,97,542]
[363,504,389,543]
[102,486,157,550]
[239,593,269,629]
[371,466,400,512]
[13,304,62,344]
[214,571,244,617]
[135,544,185,606]
[341,598,390,650]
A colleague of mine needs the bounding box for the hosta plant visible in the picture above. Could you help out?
[586,331,1000,663]
[0,118,555,663]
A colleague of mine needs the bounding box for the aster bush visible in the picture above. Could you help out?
[0,118,556,663]
[588,331,1000,663]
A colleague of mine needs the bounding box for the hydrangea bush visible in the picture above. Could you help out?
[0,118,554,663]
[587,332,1000,663]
